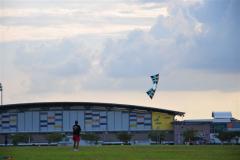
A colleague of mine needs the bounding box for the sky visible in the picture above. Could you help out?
[0,0,239,119]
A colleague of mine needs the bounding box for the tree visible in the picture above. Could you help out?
[116,132,132,145]
[11,134,29,146]
[148,131,166,144]
[81,133,100,144]
[183,129,197,144]
[217,131,240,144]
[45,133,65,144]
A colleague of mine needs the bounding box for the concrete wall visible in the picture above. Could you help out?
[174,123,211,144]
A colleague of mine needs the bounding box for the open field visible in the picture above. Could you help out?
[0,145,240,160]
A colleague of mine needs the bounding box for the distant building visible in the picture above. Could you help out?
[0,102,184,145]
[174,119,211,144]
[174,112,240,144]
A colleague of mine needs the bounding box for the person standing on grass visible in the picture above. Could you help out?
[72,120,81,151]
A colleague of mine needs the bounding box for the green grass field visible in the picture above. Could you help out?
[0,145,240,160]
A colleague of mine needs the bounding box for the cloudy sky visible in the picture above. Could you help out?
[0,0,239,119]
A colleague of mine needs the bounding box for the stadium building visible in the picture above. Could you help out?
[0,102,184,145]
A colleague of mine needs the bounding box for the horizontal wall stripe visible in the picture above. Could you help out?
[2,121,9,124]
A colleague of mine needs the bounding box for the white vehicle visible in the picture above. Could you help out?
[210,133,221,144]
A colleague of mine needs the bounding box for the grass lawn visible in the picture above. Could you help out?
[0,145,240,160]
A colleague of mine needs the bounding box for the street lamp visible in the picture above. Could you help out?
[0,83,2,105]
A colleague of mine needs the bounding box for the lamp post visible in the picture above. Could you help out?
[0,83,2,105]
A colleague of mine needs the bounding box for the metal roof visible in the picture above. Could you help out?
[0,101,184,116]
[212,118,231,123]
[212,112,232,119]
[183,119,213,123]
[174,119,212,125]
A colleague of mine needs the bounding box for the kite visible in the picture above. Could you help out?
[146,74,159,99]
[146,88,156,99]
[151,74,159,84]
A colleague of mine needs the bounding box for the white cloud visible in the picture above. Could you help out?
[0,24,150,42]
[0,5,169,18]
[194,22,204,33]
[0,1,169,42]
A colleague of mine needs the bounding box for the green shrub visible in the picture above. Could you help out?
[11,134,29,146]
[148,131,166,144]
[116,132,132,145]
[217,131,240,143]
[183,129,197,143]
[45,133,65,143]
[81,133,100,144]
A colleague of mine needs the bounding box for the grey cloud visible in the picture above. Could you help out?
[184,0,240,73]
[159,70,240,91]
[100,0,240,91]
[15,39,90,76]
[102,30,175,77]
[101,6,196,78]
[9,38,97,93]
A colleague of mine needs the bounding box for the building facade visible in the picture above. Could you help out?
[0,102,184,144]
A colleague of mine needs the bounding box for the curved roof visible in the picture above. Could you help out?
[0,102,184,116]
